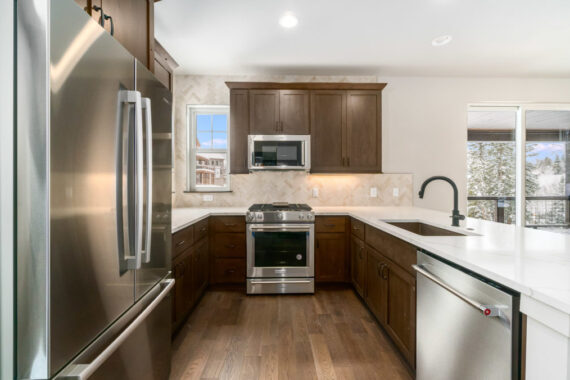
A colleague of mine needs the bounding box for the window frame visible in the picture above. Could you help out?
[468,103,570,227]
[186,105,231,192]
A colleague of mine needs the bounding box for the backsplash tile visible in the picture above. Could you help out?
[172,74,412,208]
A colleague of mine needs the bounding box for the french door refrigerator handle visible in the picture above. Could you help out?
[117,90,143,270]
[141,97,153,264]
[412,264,502,318]
[133,90,144,270]
[56,279,175,380]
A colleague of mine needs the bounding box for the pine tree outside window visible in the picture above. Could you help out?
[467,105,570,235]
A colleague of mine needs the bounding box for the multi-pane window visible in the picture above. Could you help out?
[187,106,230,192]
[467,106,570,235]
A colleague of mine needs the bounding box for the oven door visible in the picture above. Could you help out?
[247,223,314,278]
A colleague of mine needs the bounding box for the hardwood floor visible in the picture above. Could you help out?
[170,286,413,380]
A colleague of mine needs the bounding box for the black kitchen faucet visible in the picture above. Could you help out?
[418,176,465,227]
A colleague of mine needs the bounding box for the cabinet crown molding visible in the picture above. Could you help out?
[225,82,387,91]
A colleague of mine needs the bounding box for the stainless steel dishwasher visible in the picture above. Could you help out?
[414,251,521,380]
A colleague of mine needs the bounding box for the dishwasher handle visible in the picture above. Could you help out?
[412,264,501,318]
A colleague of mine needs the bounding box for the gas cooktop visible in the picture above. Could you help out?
[246,203,314,223]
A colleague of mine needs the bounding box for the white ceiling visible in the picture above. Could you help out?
[154,0,570,77]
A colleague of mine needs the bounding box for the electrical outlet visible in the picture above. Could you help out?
[312,188,319,198]
[393,188,399,197]
[202,194,214,202]
[370,187,378,198]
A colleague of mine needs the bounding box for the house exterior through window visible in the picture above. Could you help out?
[187,105,230,192]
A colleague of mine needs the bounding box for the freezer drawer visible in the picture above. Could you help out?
[57,279,174,380]
[414,251,520,380]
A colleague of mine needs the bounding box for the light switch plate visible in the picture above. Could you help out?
[203,194,214,202]
[370,187,378,198]
[312,188,319,198]
[393,188,399,197]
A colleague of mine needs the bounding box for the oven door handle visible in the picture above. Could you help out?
[250,280,313,285]
[250,226,311,232]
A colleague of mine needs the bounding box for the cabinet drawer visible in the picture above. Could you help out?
[193,218,209,243]
[350,218,365,240]
[213,258,245,284]
[172,226,193,258]
[212,233,246,258]
[316,216,346,233]
[365,225,416,275]
[212,216,246,233]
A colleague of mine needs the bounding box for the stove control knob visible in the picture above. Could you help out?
[256,212,263,221]
[299,214,305,220]
[307,214,314,221]
[246,213,254,222]
[277,212,284,220]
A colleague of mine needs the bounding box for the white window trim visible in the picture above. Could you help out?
[186,105,230,192]
[468,103,570,227]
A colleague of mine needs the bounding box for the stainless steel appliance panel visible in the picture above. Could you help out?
[134,61,172,300]
[246,224,314,278]
[247,278,314,294]
[415,251,519,380]
[49,1,138,375]
[56,279,173,380]
[16,0,50,377]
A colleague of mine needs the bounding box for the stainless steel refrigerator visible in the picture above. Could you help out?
[17,0,173,378]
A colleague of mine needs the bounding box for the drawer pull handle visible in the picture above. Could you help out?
[175,240,185,247]
[225,244,236,249]
[226,269,236,274]
[377,263,384,276]
[353,226,360,230]
[224,223,237,227]
[200,227,207,232]
[324,224,336,228]
[381,264,389,280]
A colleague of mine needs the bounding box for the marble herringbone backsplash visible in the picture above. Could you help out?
[172,74,412,208]
[174,172,412,207]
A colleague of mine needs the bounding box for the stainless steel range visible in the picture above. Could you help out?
[246,203,315,294]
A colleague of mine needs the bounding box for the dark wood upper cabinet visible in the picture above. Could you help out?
[346,91,382,172]
[279,90,310,134]
[74,0,155,70]
[153,39,179,91]
[226,82,385,174]
[230,89,250,174]
[249,90,280,134]
[310,90,346,172]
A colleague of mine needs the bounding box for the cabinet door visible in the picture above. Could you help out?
[279,90,309,134]
[310,90,346,172]
[182,251,194,310]
[315,232,347,282]
[100,0,153,68]
[346,91,382,172]
[172,254,190,326]
[385,261,416,367]
[350,235,366,297]
[249,90,280,134]
[365,247,388,324]
[193,238,209,298]
[230,89,250,173]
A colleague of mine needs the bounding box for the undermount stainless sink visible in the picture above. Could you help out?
[382,220,472,237]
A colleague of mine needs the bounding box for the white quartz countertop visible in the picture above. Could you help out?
[172,206,570,321]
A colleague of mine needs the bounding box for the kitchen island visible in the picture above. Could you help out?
[173,206,570,378]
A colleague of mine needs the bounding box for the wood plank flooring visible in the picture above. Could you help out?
[170,287,413,380]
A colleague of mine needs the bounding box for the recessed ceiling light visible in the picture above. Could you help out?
[279,12,298,28]
[432,35,453,47]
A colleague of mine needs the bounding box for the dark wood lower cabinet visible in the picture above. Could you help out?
[350,235,366,297]
[315,232,348,282]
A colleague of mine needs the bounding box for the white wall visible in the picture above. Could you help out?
[378,77,570,213]
[0,0,13,378]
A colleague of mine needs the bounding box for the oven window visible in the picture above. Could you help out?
[253,141,303,167]
[254,231,307,267]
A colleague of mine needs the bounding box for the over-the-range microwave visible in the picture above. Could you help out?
[248,135,311,171]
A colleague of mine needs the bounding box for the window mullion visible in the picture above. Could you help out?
[515,107,526,227]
